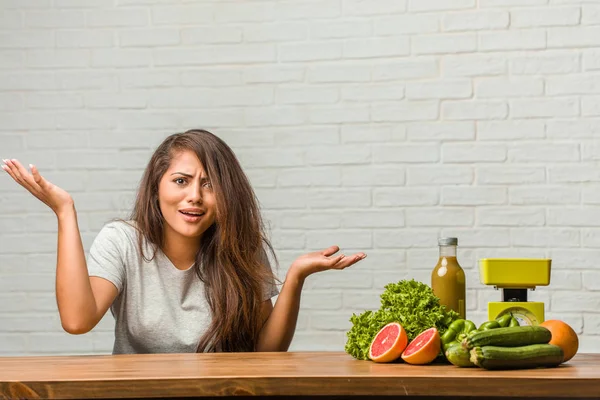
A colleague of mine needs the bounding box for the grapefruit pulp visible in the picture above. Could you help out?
[401,327,441,365]
[368,322,409,363]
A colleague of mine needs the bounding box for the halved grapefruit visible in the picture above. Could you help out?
[368,322,408,363]
[401,327,441,365]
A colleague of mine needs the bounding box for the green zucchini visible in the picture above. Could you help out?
[470,344,564,370]
[462,326,551,350]
[445,343,476,368]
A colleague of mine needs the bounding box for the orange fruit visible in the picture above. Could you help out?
[540,319,579,362]
[368,322,409,363]
[401,327,441,365]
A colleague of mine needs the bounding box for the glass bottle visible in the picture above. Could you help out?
[431,237,466,319]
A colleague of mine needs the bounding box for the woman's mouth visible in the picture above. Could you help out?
[179,210,204,223]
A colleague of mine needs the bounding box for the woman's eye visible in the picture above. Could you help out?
[174,178,186,185]
[203,181,212,189]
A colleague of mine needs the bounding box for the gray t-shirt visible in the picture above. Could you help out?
[86,221,279,354]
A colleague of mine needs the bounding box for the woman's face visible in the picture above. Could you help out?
[158,150,217,241]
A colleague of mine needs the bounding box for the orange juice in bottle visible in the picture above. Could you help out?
[431,237,466,319]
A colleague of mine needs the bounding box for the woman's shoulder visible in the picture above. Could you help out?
[97,219,140,246]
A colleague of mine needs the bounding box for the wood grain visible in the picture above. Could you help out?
[1,352,599,399]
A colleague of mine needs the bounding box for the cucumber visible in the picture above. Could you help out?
[462,326,551,350]
[445,343,476,368]
[470,344,564,370]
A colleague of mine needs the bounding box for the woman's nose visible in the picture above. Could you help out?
[187,182,203,204]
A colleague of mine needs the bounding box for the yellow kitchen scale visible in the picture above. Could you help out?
[479,258,552,326]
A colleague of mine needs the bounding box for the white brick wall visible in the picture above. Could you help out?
[1,0,600,356]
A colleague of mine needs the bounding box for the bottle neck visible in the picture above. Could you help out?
[439,245,457,258]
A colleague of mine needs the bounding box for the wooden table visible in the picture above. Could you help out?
[1,352,599,399]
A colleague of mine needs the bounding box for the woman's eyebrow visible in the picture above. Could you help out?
[170,172,193,178]
[170,172,210,181]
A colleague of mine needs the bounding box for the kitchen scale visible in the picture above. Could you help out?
[479,258,552,326]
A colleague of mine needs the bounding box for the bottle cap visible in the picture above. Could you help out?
[438,237,458,246]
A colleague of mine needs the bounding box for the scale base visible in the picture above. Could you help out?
[488,302,545,326]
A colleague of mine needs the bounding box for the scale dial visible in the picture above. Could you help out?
[497,307,539,326]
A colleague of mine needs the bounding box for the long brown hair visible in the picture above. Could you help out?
[129,129,278,352]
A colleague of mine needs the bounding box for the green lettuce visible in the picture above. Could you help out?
[344,279,459,360]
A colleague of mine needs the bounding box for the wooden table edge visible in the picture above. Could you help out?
[2,375,600,399]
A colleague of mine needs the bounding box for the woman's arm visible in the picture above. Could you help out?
[56,207,118,334]
[255,269,304,352]
[2,159,117,334]
[255,246,366,352]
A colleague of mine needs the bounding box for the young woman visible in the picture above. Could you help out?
[2,129,366,354]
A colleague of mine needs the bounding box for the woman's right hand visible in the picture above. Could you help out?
[2,158,74,217]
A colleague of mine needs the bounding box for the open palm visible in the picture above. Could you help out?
[2,159,73,216]
[291,245,367,281]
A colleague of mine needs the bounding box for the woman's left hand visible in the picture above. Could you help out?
[289,245,366,281]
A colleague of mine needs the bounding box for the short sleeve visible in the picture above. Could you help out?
[260,249,280,301]
[87,222,127,294]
